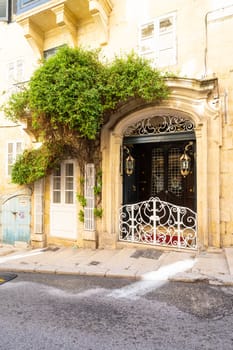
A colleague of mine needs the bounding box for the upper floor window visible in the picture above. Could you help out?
[7,58,24,83]
[7,141,23,176]
[0,0,17,22]
[43,45,64,60]
[139,12,177,68]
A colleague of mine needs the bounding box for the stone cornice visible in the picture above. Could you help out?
[16,0,113,56]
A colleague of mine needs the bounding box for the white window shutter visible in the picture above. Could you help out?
[84,163,95,231]
[139,12,176,68]
[158,14,177,67]
[34,178,44,234]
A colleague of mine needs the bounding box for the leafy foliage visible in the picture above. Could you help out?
[11,144,60,185]
[28,46,105,140]
[4,46,170,185]
[4,89,29,122]
[102,52,169,111]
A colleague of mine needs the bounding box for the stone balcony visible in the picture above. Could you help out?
[16,0,113,57]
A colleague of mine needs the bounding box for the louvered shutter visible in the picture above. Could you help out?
[84,163,95,231]
[34,179,44,234]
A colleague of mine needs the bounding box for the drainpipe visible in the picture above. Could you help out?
[204,10,209,78]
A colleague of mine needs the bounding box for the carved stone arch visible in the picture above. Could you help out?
[99,78,221,250]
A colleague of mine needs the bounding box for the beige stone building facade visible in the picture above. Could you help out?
[0,0,233,250]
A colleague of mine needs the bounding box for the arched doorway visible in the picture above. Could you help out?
[119,114,197,249]
[100,77,220,251]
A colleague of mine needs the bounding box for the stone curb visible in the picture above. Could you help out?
[1,264,233,285]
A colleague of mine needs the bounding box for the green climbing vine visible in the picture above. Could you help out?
[3,46,170,185]
[76,170,103,223]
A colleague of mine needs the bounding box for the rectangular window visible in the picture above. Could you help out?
[0,0,8,21]
[52,162,75,204]
[52,166,61,203]
[7,58,24,83]
[0,0,17,22]
[139,12,176,67]
[43,45,64,60]
[7,141,23,176]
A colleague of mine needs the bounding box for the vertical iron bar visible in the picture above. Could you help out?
[177,206,181,248]
[153,198,157,244]
[130,204,135,242]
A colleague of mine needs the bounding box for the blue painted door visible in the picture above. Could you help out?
[2,195,31,245]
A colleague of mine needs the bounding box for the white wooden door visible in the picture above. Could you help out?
[50,161,77,239]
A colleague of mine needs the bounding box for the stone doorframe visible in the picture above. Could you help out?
[100,77,221,250]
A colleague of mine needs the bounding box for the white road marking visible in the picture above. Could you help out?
[0,249,45,264]
[108,259,195,300]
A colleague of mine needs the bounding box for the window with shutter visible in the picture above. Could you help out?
[84,163,95,231]
[0,0,8,21]
[7,58,24,83]
[7,141,23,176]
[139,12,177,68]
[52,162,75,204]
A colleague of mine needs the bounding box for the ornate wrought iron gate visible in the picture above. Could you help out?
[119,197,197,249]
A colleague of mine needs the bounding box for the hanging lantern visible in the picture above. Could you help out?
[125,154,135,176]
[180,152,191,177]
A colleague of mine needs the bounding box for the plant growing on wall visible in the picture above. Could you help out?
[3,46,170,185]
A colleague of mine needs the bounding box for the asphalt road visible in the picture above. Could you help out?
[1,273,233,350]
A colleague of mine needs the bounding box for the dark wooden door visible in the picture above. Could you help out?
[123,140,196,211]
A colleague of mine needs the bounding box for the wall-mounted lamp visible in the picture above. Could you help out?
[125,154,135,176]
[180,141,193,177]
[124,146,135,176]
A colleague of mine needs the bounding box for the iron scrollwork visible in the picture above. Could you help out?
[124,115,195,136]
[119,197,197,249]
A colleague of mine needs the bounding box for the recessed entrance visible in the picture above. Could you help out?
[119,114,197,249]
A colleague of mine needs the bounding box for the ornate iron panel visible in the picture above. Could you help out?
[119,197,197,249]
[124,115,195,136]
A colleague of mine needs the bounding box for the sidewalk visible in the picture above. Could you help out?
[1,244,233,285]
